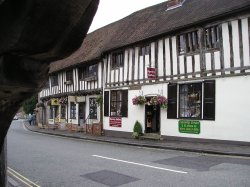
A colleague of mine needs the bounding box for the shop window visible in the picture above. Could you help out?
[61,105,66,119]
[70,102,76,119]
[179,83,202,119]
[205,25,220,49]
[89,98,97,119]
[79,64,98,80]
[139,44,150,56]
[168,80,215,120]
[109,90,128,117]
[51,74,58,87]
[112,52,124,69]
[178,30,199,54]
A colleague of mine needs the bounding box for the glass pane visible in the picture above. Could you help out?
[117,102,122,116]
[111,91,117,101]
[117,91,122,101]
[110,102,117,116]
[179,83,201,118]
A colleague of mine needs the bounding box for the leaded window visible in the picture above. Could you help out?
[61,105,66,119]
[205,25,220,49]
[109,90,128,117]
[70,102,76,119]
[112,52,124,69]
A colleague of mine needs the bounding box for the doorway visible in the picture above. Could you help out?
[145,103,160,134]
[79,102,86,126]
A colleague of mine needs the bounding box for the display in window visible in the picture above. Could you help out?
[179,83,202,118]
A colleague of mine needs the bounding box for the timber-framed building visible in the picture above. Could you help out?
[38,0,250,144]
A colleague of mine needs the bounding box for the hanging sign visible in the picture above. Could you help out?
[179,120,200,134]
[51,98,59,106]
[110,117,122,127]
[147,67,157,79]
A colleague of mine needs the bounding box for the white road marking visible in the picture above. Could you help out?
[7,167,41,187]
[92,155,188,174]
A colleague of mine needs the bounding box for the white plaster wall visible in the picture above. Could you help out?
[103,84,168,133]
[162,76,250,142]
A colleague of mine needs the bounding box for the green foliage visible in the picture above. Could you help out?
[133,121,143,138]
[22,95,37,114]
[96,95,103,106]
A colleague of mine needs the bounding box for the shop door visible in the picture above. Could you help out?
[145,104,160,133]
[79,102,86,125]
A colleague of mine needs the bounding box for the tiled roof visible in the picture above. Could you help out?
[50,0,250,73]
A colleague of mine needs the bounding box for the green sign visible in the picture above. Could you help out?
[179,120,200,134]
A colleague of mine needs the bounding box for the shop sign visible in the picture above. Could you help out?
[147,67,157,79]
[51,98,59,106]
[110,117,122,127]
[179,120,200,134]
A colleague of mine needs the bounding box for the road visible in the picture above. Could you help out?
[7,120,250,187]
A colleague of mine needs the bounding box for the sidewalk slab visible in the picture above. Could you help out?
[24,123,250,157]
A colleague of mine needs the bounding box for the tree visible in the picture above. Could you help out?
[22,95,37,114]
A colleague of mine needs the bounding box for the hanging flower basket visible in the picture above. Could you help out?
[132,95,146,105]
[149,95,168,109]
[59,97,67,105]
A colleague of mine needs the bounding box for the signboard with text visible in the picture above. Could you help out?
[179,120,200,134]
[110,117,122,127]
[147,67,157,79]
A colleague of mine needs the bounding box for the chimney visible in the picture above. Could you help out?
[167,0,186,10]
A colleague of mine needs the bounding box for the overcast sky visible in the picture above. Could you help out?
[88,0,167,33]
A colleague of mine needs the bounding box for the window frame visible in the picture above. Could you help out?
[109,90,128,117]
[79,64,98,80]
[167,80,215,120]
[51,74,58,87]
[89,98,97,119]
[110,90,123,117]
[111,52,124,69]
[139,44,150,56]
[178,82,202,120]
[66,71,73,82]
[70,102,76,119]
[60,105,66,119]
[204,25,220,50]
[178,30,200,55]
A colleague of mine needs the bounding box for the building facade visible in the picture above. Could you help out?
[38,0,250,144]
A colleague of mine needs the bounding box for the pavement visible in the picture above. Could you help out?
[24,122,250,158]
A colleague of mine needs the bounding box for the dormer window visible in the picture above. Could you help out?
[166,0,186,11]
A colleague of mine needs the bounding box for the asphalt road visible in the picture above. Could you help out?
[7,120,250,187]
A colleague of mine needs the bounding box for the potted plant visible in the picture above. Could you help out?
[132,120,143,139]
[132,95,146,105]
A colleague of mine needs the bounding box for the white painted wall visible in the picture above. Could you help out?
[103,76,250,142]
[162,76,250,142]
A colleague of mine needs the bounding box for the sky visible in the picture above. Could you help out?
[88,0,167,33]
